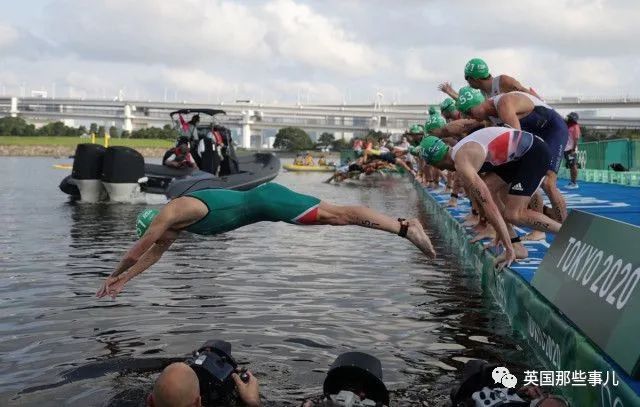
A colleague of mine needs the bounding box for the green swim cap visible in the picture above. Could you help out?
[424,114,446,135]
[408,124,424,135]
[440,97,457,113]
[428,106,439,115]
[136,208,159,238]
[414,136,449,164]
[456,86,485,113]
[464,58,490,80]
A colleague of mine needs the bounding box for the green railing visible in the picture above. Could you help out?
[578,139,640,170]
[559,139,640,186]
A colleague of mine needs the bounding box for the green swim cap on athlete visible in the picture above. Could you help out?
[408,124,424,135]
[409,136,449,164]
[423,114,446,135]
[136,208,159,238]
[440,97,457,113]
[464,58,490,80]
[428,106,438,115]
[456,86,485,113]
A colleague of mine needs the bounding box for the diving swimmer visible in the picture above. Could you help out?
[96,183,436,299]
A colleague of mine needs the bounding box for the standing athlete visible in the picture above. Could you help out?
[564,112,581,189]
[96,183,436,299]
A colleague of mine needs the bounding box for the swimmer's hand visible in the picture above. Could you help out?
[232,370,261,407]
[483,237,515,270]
[438,82,455,95]
[494,245,516,271]
[96,274,129,299]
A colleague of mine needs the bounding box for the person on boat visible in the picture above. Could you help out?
[456,86,569,228]
[293,153,305,166]
[96,183,436,299]
[180,114,200,142]
[412,129,563,267]
[303,152,315,166]
[564,112,581,189]
[163,141,196,169]
[318,154,327,166]
[438,58,541,100]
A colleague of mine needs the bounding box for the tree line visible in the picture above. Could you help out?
[0,116,179,139]
[272,127,351,151]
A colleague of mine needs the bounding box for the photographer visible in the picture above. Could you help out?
[147,341,261,407]
[303,351,390,407]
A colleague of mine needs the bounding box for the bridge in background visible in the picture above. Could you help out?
[1,96,639,148]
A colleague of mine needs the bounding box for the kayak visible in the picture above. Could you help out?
[283,164,335,172]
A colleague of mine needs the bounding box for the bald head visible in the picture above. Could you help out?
[149,362,201,407]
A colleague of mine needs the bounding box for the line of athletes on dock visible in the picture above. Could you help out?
[334,57,582,268]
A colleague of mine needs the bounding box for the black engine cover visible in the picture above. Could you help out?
[101,146,145,183]
[72,143,106,180]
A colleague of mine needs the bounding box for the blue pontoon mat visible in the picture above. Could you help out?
[427,180,640,283]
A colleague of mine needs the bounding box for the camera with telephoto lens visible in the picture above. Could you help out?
[185,339,249,406]
[322,352,389,407]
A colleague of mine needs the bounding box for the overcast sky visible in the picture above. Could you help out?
[1,0,639,104]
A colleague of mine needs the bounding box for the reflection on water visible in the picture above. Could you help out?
[0,157,541,406]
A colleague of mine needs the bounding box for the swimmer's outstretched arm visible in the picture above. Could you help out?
[96,207,180,299]
[96,237,177,299]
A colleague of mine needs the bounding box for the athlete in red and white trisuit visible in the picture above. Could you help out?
[416,127,562,267]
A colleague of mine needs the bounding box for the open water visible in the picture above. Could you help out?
[0,157,541,406]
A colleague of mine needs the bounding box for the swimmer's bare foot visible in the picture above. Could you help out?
[514,242,528,259]
[493,242,528,268]
[522,230,546,241]
[470,226,496,243]
[473,221,489,233]
[464,215,480,228]
[463,212,476,222]
[404,218,436,258]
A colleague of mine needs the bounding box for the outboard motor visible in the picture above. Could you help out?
[70,143,107,202]
[101,146,145,202]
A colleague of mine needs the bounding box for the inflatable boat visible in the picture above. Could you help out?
[283,164,335,172]
[59,143,280,203]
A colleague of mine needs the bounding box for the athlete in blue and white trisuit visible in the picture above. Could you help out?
[458,89,569,231]
[96,183,436,300]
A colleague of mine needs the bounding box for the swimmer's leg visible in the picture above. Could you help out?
[316,202,435,258]
[521,190,547,241]
[250,183,436,258]
[541,170,567,222]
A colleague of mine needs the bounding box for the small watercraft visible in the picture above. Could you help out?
[59,109,280,203]
[283,164,335,172]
